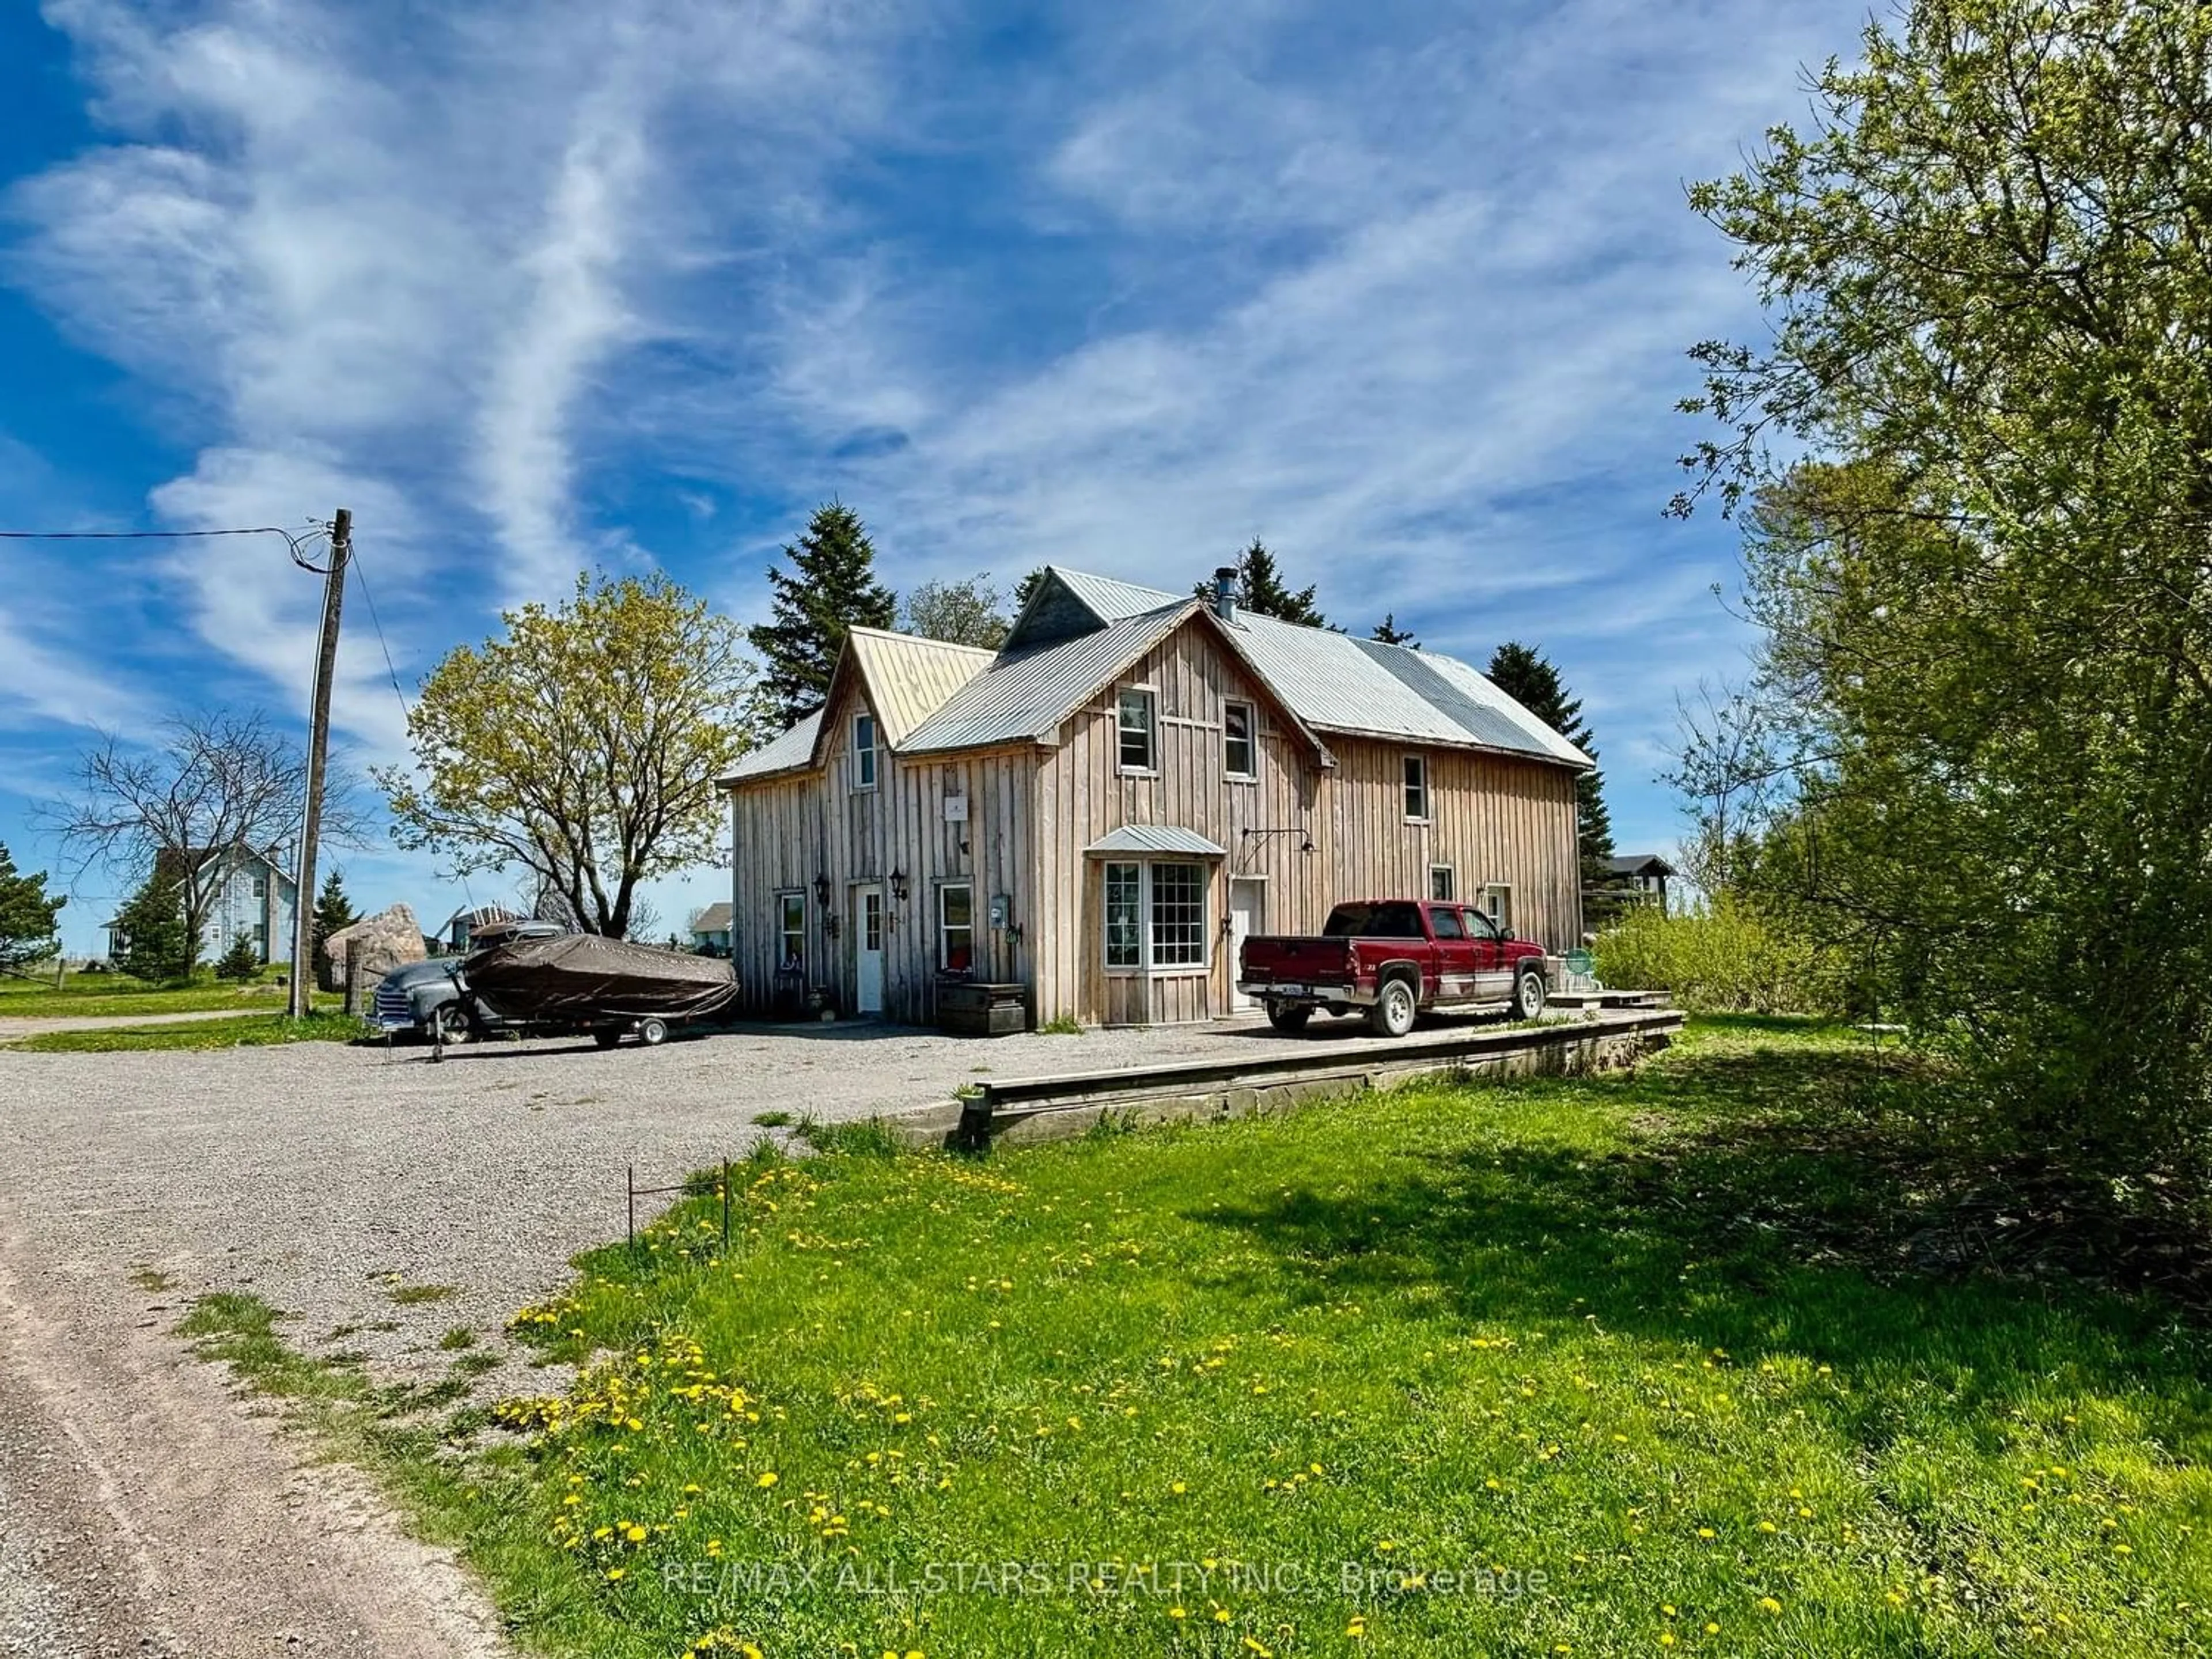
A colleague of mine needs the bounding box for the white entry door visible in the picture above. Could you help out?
[1228,878,1265,1011]
[854,885,885,1015]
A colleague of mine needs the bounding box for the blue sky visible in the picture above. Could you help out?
[0,0,1863,955]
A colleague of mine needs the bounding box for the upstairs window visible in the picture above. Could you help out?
[252,873,268,899]
[1223,700,1256,779]
[853,712,878,791]
[1403,753,1430,821]
[1117,688,1156,772]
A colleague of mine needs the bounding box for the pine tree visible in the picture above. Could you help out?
[1012,567,1048,613]
[747,502,897,724]
[0,843,65,972]
[311,868,358,979]
[1370,613,1420,647]
[113,873,192,983]
[1198,539,1332,628]
[214,930,260,982]
[1486,642,1615,883]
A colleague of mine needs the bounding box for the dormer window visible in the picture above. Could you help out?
[853,711,878,791]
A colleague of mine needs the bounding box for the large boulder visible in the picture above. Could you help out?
[322,903,426,991]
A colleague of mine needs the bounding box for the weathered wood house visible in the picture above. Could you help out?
[719,566,1590,1027]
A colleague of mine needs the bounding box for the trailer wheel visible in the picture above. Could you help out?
[592,1028,623,1050]
[1265,1002,1312,1034]
[1368,977,1418,1039]
[638,1017,669,1047]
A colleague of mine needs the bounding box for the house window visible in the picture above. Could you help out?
[1224,700,1256,779]
[252,873,268,899]
[1105,862,1142,969]
[1149,862,1207,968]
[853,712,878,791]
[939,884,974,973]
[777,891,806,971]
[1403,754,1429,821]
[1103,861,1210,971]
[862,890,884,953]
[1429,864,1455,901]
[1482,884,1514,934]
[1117,688,1156,772]
[253,922,269,959]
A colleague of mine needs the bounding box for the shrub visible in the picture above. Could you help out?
[1593,896,1843,1016]
[214,932,262,982]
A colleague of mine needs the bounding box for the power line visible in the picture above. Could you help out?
[0,521,336,572]
[345,539,415,724]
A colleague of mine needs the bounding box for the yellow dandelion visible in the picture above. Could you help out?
[756,1472,779,1488]
[1758,1597,1782,1615]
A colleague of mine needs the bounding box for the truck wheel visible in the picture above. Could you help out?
[431,1003,471,1046]
[1368,978,1417,1039]
[1514,968,1547,1021]
[1266,1003,1312,1034]
[592,1028,623,1050]
[638,1017,669,1047]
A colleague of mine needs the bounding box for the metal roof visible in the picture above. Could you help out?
[1084,825,1228,857]
[900,604,1194,753]
[724,709,821,782]
[843,628,995,747]
[690,901,733,933]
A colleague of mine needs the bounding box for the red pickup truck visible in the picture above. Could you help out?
[1238,899,1551,1037]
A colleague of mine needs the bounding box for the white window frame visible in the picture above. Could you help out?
[1429,864,1456,901]
[1482,884,1513,934]
[938,882,975,974]
[1101,860,1209,974]
[852,711,878,792]
[1403,753,1430,822]
[1116,687,1157,774]
[775,891,806,972]
[252,873,268,899]
[1222,699,1257,781]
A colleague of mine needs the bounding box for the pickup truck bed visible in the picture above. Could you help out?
[1240,898,1549,1037]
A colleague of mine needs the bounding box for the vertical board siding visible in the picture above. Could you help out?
[730,617,1581,1031]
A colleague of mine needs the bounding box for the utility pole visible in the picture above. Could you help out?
[288,507,350,1019]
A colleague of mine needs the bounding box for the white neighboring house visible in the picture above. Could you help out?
[103,843,300,968]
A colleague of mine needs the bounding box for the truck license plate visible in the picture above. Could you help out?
[1273,984,1308,997]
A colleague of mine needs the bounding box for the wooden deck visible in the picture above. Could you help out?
[897,1007,1684,1150]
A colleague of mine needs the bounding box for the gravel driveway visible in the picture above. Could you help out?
[0,1015,1312,1656]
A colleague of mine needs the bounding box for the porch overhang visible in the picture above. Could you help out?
[1082,825,1228,858]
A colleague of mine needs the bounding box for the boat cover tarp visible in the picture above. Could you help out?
[464,934,738,1023]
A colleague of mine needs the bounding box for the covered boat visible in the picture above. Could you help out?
[461,934,739,1029]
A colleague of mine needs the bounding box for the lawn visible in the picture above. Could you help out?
[0,970,338,1020]
[3,1011,373,1052]
[208,1021,2212,1657]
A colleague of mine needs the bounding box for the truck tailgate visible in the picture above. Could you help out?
[1241,935,1351,983]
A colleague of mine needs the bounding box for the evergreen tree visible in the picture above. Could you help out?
[0,843,65,972]
[311,868,358,979]
[214,930,260,982]
[747,502,897,724]
[113,872,191,983]
[1198,539,1332,628]
[1012,567,1047,613]
[1486,642,1615,882]
[1370,613,1420,647]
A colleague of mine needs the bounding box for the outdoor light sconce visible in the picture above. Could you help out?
[889,867,910,903]
[813,872,831,906]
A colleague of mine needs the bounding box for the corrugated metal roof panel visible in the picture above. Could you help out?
[1051,567,1183,624]
[1387,643,1593,767]
[690,901,733,932]
[725,710,821,782]
[901,605,1195,753]
[1084,824,1228,857]
[844,628,994,747]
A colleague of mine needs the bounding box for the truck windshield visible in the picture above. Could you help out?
[1323,903,1425,939]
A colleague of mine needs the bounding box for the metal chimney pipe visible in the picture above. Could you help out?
[1213,565,1240,624]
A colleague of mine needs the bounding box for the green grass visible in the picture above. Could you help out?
[1,1011,372,1052]
[440,1325,478,1351]
[329,1019,2202,1659]
[0,971,341,1020]
[1035,1012,1085,1035]
[390,1283,461,1306]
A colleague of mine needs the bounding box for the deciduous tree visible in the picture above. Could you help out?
[1674,0,2212,1184]
[902,575,1010,649]
[378,572,773,940]
[49,711,357,974]
[748,502,897,722]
